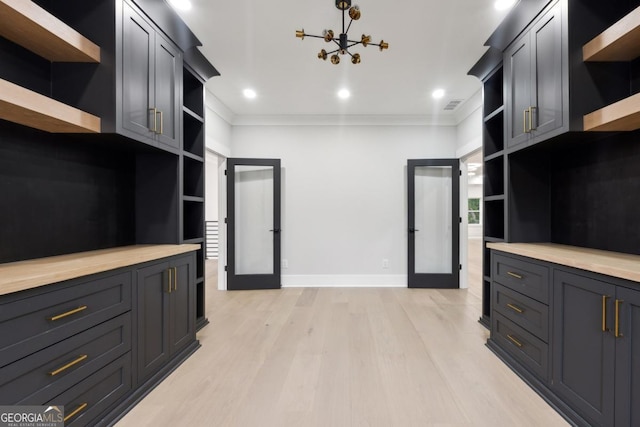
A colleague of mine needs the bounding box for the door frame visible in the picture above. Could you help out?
[407,158,460,288]
[226,158,281,290]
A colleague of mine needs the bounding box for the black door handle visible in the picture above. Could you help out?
[269,229,281,233]
[409,228,419,233]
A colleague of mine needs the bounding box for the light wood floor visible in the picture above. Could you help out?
[116,247,568,426]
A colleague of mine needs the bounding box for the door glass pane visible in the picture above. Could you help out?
[235,165,274,275]
[414,166,452,274]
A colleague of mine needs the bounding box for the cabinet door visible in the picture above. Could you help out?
[154,33,182,150]
[121,2,155,143]
[505,34,531,148]
[552,270,615,427]
[136,261,170,382]
[530,2,563,140]
[614,286,640,427]
[168,254,195,354]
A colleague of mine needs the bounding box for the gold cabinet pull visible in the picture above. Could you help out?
[167,268,173,294]
[615,299,624,338]
[172,267,178,291]
[506,303,524,314]
[158,110,164,135]
[48,305,88,322]
[149,107,158,133]
[507,271,523,279]
[507,334,523,348]
[48,354,88,376]
[64,403,88,422]
[523,108,529,133]
[602,295,610,332]
[529,106,537,131]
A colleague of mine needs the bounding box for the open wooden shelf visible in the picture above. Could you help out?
[584,92,640,131]
[0,78,101,133]
[583,6,640,61]
[0,0,100,63]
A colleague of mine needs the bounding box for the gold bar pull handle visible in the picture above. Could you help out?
[149,107,158,133]
[507,334,523,348]
[602,295,610,332]
[506,303,524,314]
[615,299,624,338]
[64,403,88,422]
[172,267,178,291]
[507,271,523,280]
[529,106,537,131]
[158,110,163,135]
[167,268,173,294]
[523,109,529,133]
[48,305,88,322]
[48,354,88,376]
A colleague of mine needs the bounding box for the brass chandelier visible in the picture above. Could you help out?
[295,0,389,65]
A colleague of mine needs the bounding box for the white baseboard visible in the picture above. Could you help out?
[281,275,407,288]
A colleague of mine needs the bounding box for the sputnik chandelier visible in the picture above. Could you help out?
[295,0,389,65]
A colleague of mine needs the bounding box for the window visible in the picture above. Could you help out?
[468,198,480,224]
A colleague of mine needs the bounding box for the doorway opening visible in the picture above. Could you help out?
[462,150,483,299]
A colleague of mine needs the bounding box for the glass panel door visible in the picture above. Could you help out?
[408,159,460,288]
[227,159,281,290]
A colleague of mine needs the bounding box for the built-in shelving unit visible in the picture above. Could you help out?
[0,0,100,63]
[0,78,100,133]
[583,6,640,132]
[181,63,207,330]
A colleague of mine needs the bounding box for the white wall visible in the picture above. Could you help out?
[455,91,482,158]
[205,150,219,221]
[230,124,457,287]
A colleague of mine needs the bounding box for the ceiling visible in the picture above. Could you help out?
[173,0,511,120]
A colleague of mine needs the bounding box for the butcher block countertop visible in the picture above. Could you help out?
[487,242,640,284]
[0,244,200,296]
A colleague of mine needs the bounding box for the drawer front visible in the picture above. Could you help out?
[492,283,549,342]
[493,253,549,304]
[0,313,131,405]
[48,352,132,427]
[0,271,132,367]
[492,311,549,380]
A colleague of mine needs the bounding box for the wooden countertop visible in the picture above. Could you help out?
[0,244,200,296]
[487,242,640,283]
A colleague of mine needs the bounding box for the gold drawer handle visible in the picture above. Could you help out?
[506,303,524,314]
[507,334,523,348]
[48,305,88,322]
[48,354,88,376]
[173,267,178,291]
[602,295,610,332]
[64,403,88,422]
[507,271,523,280]
[615,299,624,338]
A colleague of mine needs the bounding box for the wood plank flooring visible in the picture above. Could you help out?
[115,253,568,426]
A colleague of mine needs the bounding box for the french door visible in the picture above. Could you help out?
[226,158,281,290]
[407,159,460,288]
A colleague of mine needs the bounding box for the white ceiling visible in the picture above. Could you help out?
[173,0,511,120]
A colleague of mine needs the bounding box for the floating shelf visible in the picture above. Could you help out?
[584,92,640,131]
[0,0,100,63]
[583,6,640,61]
[0,78,101,133]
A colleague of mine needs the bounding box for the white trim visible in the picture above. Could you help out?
[282,275,407,288]
[456,136,482,159]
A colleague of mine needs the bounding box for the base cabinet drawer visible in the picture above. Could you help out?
[493,253,549,303]
[0,313,131,405]
[492,311,549,380]
[48,352,132,427]
[492,283,549,342]
[0,271,132,367]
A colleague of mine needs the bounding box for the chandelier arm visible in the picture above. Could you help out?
[303,34,327,40]
[325,48,342,55]
[346,19,354,34]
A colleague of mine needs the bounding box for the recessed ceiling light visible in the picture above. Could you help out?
[169,0,192,11]
[432,89,445,99]
[338,89,351,99]
[243,89,257,99]
[494,0,516,11]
